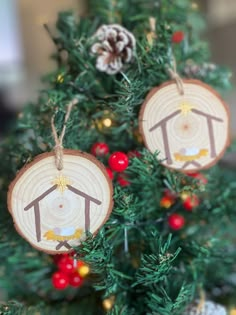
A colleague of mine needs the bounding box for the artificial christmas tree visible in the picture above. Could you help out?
[1,1,236,314]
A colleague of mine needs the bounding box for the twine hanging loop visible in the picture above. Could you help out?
[51,98,78,170]
[197,289,206,312]
[166,57,184,95]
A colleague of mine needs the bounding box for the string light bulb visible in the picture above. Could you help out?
[103,118,112,127]
[160,196,174,209]
[95,110,116,134]
[180,191,189,201]
[78,265,90,278]
[102,296,115,311]
[56,73,64,83]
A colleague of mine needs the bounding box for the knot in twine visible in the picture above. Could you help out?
[51,98,78,171]
[166,58,184,95]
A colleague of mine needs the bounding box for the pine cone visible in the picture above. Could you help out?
[91,24,136,75]
[184,300,226,315]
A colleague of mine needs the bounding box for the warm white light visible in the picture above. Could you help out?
[103,118,112,127]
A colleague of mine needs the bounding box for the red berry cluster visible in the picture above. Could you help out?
[91,142,109,156]
[91,142,141,187]
[159,172,207,231]
[51,254,89,290]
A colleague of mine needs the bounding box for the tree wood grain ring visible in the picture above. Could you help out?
[8,150,113,254]
[139,79,230,172]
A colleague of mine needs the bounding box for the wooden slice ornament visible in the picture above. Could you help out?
[7,101,113,254]
[139,79,230,172]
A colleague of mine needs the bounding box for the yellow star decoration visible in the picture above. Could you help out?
[52,175,72,193]
[179,101,194,116]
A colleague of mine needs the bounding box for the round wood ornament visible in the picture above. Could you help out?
[139,79,230,172]
[8,150,113,254]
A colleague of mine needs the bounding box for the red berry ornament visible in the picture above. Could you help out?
[168,214,185,230]
[53,254,63,265]
[58,256,74,274]
[117,174,130,187]
[183,194,199,211]
[108,152,129,172]
[52,271,69,290]
[53,253,70,265]
[91,142,109,156]
[172,31,185,43]
[69,271,84,287]
[106,167,114,180]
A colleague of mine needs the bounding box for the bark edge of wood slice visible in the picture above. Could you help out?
[7,149,113,254]
[139,79,230,172]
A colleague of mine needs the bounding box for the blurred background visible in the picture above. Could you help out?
[0,0,235,136]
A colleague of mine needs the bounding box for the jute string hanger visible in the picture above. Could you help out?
[149,15,184,96]
[51,98,78,171]
[166,56,185,95]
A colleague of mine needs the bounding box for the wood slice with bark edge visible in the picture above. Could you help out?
[139,79,230,173]
[8,150,113,254]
